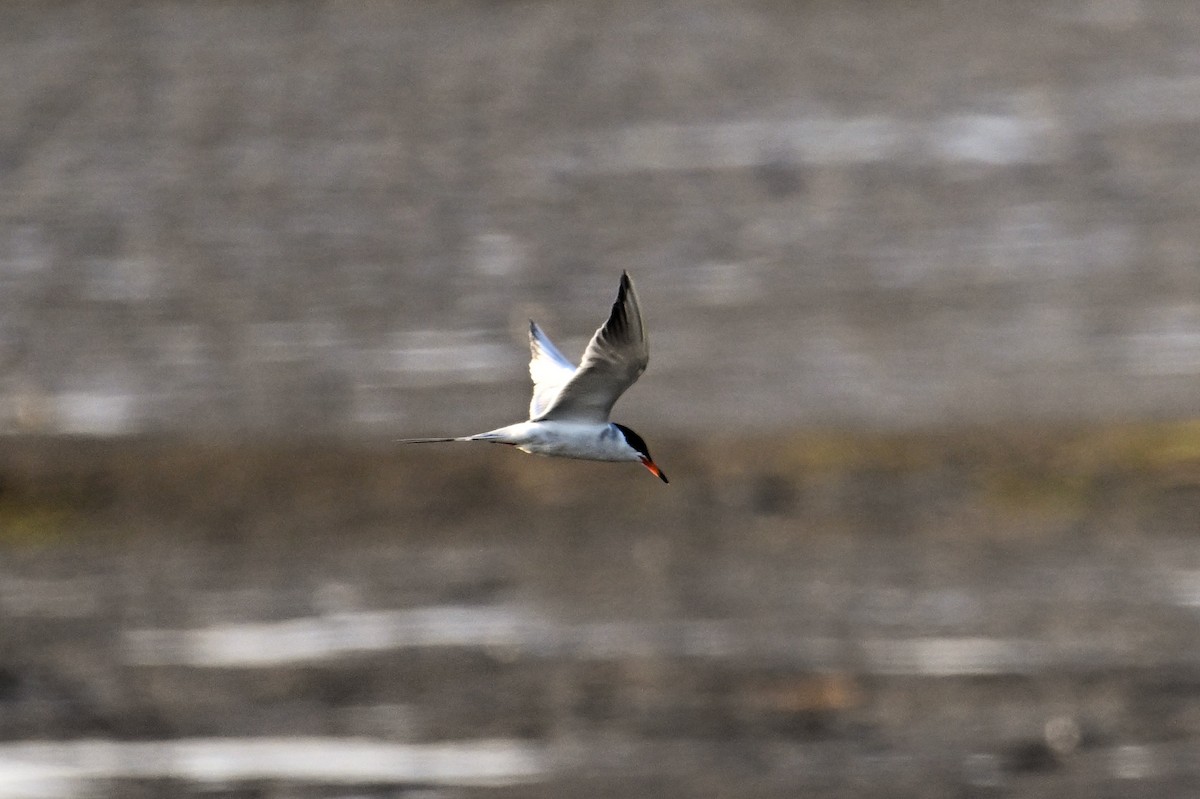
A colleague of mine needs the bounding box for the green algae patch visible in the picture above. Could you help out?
[724,421,1200,479]
[0,498,75,547]
[690,421,1200,528]
[1057,421,1200,474]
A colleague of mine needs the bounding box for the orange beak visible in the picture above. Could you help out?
[640,457,669,484]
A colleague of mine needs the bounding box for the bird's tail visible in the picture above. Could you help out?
[399,429,518,445]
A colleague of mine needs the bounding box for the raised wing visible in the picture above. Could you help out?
[528,321,577,419]
[533,271,649,423]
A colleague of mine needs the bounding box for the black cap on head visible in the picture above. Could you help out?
[613,423,668,483]
[613,423,650,457]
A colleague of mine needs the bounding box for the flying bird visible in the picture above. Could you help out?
[400,271,667,483]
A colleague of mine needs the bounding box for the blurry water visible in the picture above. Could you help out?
[123,595,1193,674]
[0,739,546,798]
[6,2,1200,436]
[0,509,1199,797]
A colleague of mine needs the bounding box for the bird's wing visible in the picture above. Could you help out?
[533,271,649,423]
[528,320,578,419]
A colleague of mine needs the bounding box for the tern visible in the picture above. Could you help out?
[400,271,667,483]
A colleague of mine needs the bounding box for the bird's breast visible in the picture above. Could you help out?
[517,421,636,462]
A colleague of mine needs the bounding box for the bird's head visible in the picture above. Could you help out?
[613,423,668,483]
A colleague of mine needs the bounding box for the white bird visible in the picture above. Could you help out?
[400,271,667,483]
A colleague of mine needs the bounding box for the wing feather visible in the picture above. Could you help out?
[528,321,577,419]
[533,271,649,423]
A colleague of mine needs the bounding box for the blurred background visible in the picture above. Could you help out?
[2,1,1200,796]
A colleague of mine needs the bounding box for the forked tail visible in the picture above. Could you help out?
[396,436,469,444]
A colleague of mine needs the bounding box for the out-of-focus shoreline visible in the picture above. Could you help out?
[0,420,1196,545]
